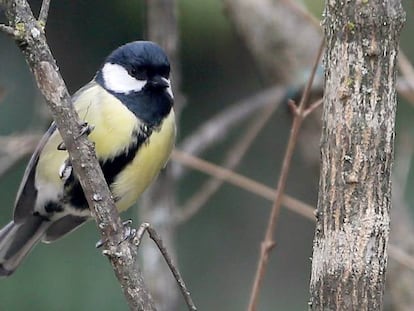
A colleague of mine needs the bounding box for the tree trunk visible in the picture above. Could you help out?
[309,1,405,310]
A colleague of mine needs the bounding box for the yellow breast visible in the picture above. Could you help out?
[36,83,176,213]
[111,109,176,211]
[36,84,138,187]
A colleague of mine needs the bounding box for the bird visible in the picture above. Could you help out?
[0,41,176,276]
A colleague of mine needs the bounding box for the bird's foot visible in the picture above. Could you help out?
[58,158,72,181]
[95,219,136,248]
[77,122,95,138]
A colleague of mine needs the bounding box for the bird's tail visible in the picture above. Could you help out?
[0,216,49,276]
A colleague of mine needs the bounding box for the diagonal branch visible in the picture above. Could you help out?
[1,1,155,309]
[175,96,281,224]
[0,23,18,37]
[247,40,324,311]
[38,0,51,27]
[174,86,287,178]
[171,150,414,272]
[0,134,41,177]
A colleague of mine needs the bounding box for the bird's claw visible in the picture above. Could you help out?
[95,220,137,249]
[58,158,72,181]
[57,141,66,151]
[77,122,95,139]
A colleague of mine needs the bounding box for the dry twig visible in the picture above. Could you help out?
[176,97,281,224]
[0,134,41,177]
[175,86,286,178]
[247,40,324,311]
[38,0,51,27]
[0,1,155,309]
[135,223,197,311]
[171,149,414,272]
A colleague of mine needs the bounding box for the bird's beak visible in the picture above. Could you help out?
[148,75,170,89]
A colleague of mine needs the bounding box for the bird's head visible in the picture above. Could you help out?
[96,41,173,98]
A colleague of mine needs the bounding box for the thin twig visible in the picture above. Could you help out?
[172,150,315,220]
[398,49,414,92]
[171,149,414,272]
[1,1,155,309]
[303,98,323,118]
[38,0,51,27]
[281,0,321,29]
[135,223,197,311]
[174,86,286,178]
[397,77,414,105]
[247,40,324,311]
[388,245,414,272]
[175,98,281,224]
[0,24,17,37]
[0,134,41,177]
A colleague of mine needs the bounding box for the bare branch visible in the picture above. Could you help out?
[135,223,197,311]
[223,0,321,83]
[0,24,18,37]
[303,98,323,118]
[38,0,51,28]
[172,150,315,220]
[0,134,41,177]
[397,77,414,106]
[247,40,324,311]
[174,86,286,178]
[1,1,155,309]
[281,0,321,30]
[398,49,414,93]
[172,150,414,272]
[176,97,281,224]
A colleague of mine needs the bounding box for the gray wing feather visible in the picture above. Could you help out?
[42,215,87,243]
[13,124,57,222]
[13,81,97,222]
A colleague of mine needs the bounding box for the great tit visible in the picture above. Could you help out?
[0,41,176,276]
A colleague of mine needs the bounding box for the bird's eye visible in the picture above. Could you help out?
[129,66,147,81]
[129,68,137,76]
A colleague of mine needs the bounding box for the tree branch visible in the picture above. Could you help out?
[38,0,51,27]
[0,23,18,37]
[135,223,197,311]
[171,150,414,272]
[174,86,287,178]
[0,134,41,177]
[247,40,324,311]
[1,1,155,310]
[175,96,281,224]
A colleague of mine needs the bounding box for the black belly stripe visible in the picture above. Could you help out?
[64,127,152,209]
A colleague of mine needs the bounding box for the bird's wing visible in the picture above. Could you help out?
[13,124,57,222]
[13,81,97,222]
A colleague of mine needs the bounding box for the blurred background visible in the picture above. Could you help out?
[0,0,414,310]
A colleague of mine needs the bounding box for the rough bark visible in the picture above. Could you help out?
[309,1,405,310]
[1,1,156,310]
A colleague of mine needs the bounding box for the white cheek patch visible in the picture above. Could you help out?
[102,63,146,94]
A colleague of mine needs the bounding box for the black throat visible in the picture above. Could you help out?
[95,73,173,128]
